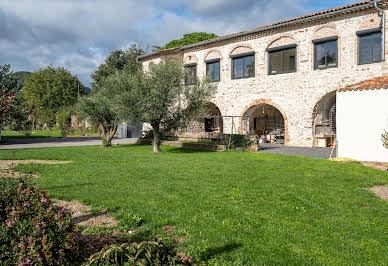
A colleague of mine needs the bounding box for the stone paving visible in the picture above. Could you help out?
[258,143,336,159]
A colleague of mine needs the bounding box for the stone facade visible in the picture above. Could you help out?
[140,6,388,147]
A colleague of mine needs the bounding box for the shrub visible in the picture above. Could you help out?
[85,236,186,265]
[0,178,79,265]
[382,130,388,149]
[230,134,254,148]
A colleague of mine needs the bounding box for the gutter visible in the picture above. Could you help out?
[374,0,385,61]
[138,1,374,60]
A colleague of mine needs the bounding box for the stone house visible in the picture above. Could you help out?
[138,0,388,161]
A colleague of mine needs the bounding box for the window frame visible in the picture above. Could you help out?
[205,58,221,82]
[267,44,297,75]
[356,27,383,65]
[313,36,338,70]
[231,52,255,80]
[184,63,197,85]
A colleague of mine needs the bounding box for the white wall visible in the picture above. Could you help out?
[337,89,388,162]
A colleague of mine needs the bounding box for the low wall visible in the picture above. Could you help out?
[138,139,226,151]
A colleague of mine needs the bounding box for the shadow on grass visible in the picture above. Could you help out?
[199,242,243,261]
[46,182,96,190]
[167,147,216,154]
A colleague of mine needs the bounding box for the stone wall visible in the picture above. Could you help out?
[141,8,388,147]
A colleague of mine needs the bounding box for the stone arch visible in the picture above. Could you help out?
[183,54,198,65]
[229,44,254,57]
[239,99,289,144]
[313,25,338,40]
[358,12,381,31]
[267,35,297,49]
[312,91,337,147]
[205,49,223,61]
[203,102,223,133]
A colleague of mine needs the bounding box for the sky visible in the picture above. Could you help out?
[0,0,359,86]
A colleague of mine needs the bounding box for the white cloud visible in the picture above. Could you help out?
[0,0,346,85]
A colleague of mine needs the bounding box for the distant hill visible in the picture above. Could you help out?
[11,71,32,90]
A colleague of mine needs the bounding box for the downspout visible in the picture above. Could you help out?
[374,0,385,61]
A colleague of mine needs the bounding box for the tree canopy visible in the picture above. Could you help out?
[23,66,86,127]
[91,45,144,92]
[78,87,120,147]
[105,61,216,153]
[160,32,218,50]
[0,65,18,139]
[11,71,31,90]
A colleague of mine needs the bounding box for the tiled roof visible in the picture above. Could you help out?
[339,76,388,91]
[139,0,377,60]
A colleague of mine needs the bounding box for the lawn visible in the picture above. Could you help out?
[0,145,387,265]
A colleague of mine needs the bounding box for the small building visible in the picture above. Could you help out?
[337,77,388,162]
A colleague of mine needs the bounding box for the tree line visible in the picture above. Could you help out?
[0,32,219,152]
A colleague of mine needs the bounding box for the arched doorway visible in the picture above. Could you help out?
[312,91,336,147]
[203,103,223,133]
[242,103,286,144]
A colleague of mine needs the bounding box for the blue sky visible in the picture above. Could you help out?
[0,0,361,85]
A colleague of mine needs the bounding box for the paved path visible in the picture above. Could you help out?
[1,137,336,159]
[0,137,139,150]
[258,143,336,159]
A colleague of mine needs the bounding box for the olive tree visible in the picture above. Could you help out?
[107,61,216,153]
[78,88,120,147]
[382,130,388,149]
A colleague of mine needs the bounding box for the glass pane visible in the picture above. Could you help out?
[213,61,220,81]
[315,40,337,68]
[359,32,382,64]
[283,48,296,72]
[315,43,325,68]
[206,63,213,80]
[270,51,282,74]
[186,65,196,85]
[207,61,220,81]
[192,66,197,84]
[233,57,244,79]
[325,41,337,66]
[244,55,255,77]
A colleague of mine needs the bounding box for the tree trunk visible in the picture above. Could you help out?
[0,124,2,142]
[99,124,118,147]
[106,125,118,147]
[153,128,161,153]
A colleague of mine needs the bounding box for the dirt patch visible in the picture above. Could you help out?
[0,160,72,179]
[361,162,388,171]
[367,186,388,201]
[163,225,187,244]
[77,233,130,260]
[0,169,39,178]
[163,225,176,233]
[0,160,72,170]
[54,200,118,227]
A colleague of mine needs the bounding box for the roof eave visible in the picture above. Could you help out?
[138,1,375,61]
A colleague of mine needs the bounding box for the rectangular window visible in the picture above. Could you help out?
[185,64,197,85]
[313,37,338,69]
[206,60,220,82]
[357,28,382,65]
[232,53,255,79]
[268,45,297,75]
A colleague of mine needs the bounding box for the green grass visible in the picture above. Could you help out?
[1,145,387,265]
[1,130,99,140]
